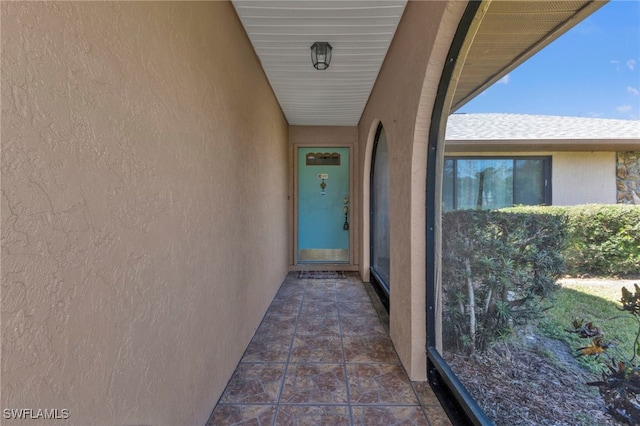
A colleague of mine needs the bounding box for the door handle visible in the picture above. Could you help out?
[343,204,349,231]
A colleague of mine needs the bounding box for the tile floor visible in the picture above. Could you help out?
[207,272,452,426]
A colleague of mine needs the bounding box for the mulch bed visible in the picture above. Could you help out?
[444,334,622,425]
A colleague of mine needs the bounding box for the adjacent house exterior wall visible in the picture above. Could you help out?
[1,2,288,425]
[443,150,618,206]
[617,152,640,204]
[358,0,468,381]
[553,152,616,205]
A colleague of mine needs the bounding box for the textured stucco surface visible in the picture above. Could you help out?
[1,2,288,425]
[553,152,616,205]
[358,1,467,380]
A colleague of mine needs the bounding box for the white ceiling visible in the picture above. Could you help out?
[232,0,407,126]
[232,1,604,127]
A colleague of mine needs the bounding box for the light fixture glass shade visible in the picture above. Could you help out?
[310,42,332,70]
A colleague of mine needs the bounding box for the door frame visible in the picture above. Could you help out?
[291,143,358,271]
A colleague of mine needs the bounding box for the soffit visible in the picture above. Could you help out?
[452,0,607,111]
[233,1,606,126]
[232,0,407,126]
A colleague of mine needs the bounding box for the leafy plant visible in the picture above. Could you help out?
[568,285,640,424]
[442,209,567,354]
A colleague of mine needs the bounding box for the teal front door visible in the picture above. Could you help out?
[298,147,350,263]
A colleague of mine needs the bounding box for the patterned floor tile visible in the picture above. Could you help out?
[336,292,372,304]
[300,299,339,316]
[351,406,428,426]
[275,405,351,426]
[304,290,338,303]
[336,281,370,293]
[256,313,298,336]
[242,333,292,363]
[412,381,439,406]
[343,335,399,363]
[337,301,378,317]
[347,364,419,405]
[206,404,276,425]
[267,299,302,316]
[290,335,344,363]
[422,405,454,426]
[219,363,286,404]
[272,293,304,307]
[296,315,341,337]
[412,382,452,424]
[209,274,453,425]
[280,363,348,404]
[340,315,387,336]
[275,283,306,295]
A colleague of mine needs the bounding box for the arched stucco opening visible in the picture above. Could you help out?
[356,1,469,382]
[360,119,381,283]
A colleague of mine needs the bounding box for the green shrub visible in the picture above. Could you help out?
[442,209,567,354]
[561,205,640,277]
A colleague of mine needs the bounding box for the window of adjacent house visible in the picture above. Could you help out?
[443,157,550,211]
[370,125,390,298]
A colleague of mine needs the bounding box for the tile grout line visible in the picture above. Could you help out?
[360,278,431,423]
[336,278,356,426]
[271,277,306,426]
[206,276,298,424]
[410,381,434,426]
[209,273,442,425]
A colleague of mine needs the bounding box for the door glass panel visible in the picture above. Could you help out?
[371,127,390,289]
[515,159,545,205]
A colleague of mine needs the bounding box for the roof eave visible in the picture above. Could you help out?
[452,0,609,112]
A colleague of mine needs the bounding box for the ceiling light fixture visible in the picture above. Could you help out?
[310,42,332,70]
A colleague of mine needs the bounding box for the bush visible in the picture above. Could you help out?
[442,209,567,354]
[561,205,640,277]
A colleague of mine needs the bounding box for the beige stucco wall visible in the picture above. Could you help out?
[1,2,288,425]
[358,1,468,380]
[444,150,617,206]
[288,127,359,269]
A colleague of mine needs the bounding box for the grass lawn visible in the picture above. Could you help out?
[560,278,639,302]
[539,279,640,373]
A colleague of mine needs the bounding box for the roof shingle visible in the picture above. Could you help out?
[446,113,640,141]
